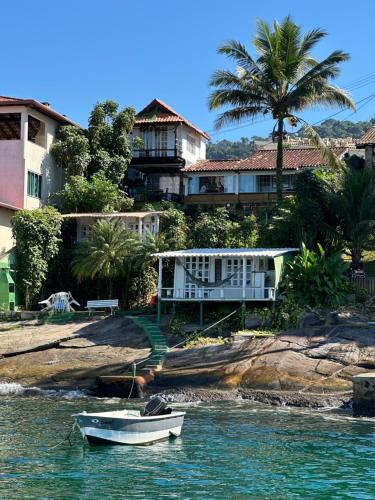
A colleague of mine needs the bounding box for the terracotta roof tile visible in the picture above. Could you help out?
[135,98,210,140]
[357,126,375,146]
[182,147,348,172]
[0,96,77,126]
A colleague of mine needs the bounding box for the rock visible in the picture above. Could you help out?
[299,312,324,328]
[244,314,260,329]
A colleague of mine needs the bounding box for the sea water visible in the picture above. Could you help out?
[0,388,375,499]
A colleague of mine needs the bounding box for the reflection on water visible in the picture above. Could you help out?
[0,396,374,499]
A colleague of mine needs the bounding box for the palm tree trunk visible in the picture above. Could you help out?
[276,117,284,204]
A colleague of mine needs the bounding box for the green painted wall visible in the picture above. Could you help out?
[274,252,296,296]
[0,251,16,311]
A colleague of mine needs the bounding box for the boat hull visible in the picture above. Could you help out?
[75,411,185,446]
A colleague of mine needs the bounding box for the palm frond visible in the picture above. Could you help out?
[213,106,266,129]
[302,123,346,170]
[218,40,262,75]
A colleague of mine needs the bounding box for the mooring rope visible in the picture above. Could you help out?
[48,420,78,450]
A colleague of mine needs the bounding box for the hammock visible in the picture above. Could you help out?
[176,258,241,288]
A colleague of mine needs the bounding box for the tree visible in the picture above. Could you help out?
[207,137,255,160]
[72,219,141,297]
[160,208,189,250]
[190,208,237,248]
[50,126,90,177]
[57,172,133,213]
[51,100,139,185]
[208,16,354,203]
[12,207,62,308]
[233,215,258,247]
[331,167,375,269]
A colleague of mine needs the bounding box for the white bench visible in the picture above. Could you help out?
[86,299,119,316]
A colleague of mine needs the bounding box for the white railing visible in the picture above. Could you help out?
[160,287,275,301]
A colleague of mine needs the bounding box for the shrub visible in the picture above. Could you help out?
[282,243,348,308]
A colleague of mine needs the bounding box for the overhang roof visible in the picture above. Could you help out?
[135,98,210,140]
[62,211,163,219]
[182,147,348,173]
[154,248,299,258]
[0,96,77,126]
[357,126,375,146]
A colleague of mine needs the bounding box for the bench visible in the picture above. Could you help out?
[86,299,119,316]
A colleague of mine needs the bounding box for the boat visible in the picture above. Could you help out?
[73,396,186,446]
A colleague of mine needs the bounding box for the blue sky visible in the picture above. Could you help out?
[2,0,375,141]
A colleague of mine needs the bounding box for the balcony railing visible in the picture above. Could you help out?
[132,140,183,159]
[160,287,275,301]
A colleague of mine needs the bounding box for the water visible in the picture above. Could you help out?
[0,391,375,499]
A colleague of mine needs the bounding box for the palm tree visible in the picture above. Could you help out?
[208,16,355,203]
[72,219,142,297]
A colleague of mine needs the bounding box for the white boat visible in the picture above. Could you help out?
[74,397,185,446]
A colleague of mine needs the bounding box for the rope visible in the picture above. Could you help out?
[127,363,137,400]
[48,421,78,450]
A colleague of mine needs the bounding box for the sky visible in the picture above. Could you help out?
[2,0,375,142]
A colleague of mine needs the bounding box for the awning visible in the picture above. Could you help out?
[154,248,299,258]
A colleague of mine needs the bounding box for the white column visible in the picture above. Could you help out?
[242,257,246,299]
[158,258,163,298]
[138,217,143,240]
[155,214,160,235]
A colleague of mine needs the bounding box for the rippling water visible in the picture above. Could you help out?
[0,393,374,499]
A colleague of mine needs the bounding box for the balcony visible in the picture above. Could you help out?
[131,141,184,168]
[128,185,182,203]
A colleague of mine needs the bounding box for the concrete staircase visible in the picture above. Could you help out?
[131,316,169,372]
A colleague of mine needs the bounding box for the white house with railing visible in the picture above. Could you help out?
[154,248,298,305]
[127,99,210,202]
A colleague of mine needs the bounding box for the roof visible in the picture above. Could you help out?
[357,127,375,146]
[154,248,299,258]
[135,98,210,140]
[62,211,163,219]
[0,96,77,126]
[182,147,348,173]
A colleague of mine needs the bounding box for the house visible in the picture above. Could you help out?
[154,247,298,321]
[182,147,349,211]
[127,99,210,202]
[357,127,375,168]
[62,211,162,243]
[0,96,76,254]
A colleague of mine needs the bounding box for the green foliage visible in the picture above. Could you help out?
[51,100,137,186]
[160,208,188,250]
[12,207,62,308]
[50,126,90,178]
[299,118,375,139]
[232,215,258,248]
[207,137,255,160]
[57,172,133,213]
[283,243,348,308]
[209,15,354,203]
[190,208,236,248]
[265,170,337,249]
[331,167,375,268]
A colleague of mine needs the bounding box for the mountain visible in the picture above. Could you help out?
[300,118,375,139]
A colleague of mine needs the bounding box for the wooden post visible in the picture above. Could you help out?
[199,301,204,328]
[241,301,246,329]
[353,373,375,417]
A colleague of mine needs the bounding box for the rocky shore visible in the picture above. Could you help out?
[0,312,374,409]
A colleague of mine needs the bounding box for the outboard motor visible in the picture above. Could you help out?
[143,395,168,416]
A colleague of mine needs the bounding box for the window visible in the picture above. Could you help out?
[198,175,235,194]
[256,174,295,192]
[0,113,21,140]
[155,127,168,156]
[80,224,92,239]
[187,135,196,154]
[9,283,15,293]
[28,115,46,147]
[226,258,252,287]
[184,256,210,299]
[239,175,256,193]
[27,171,42,198]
